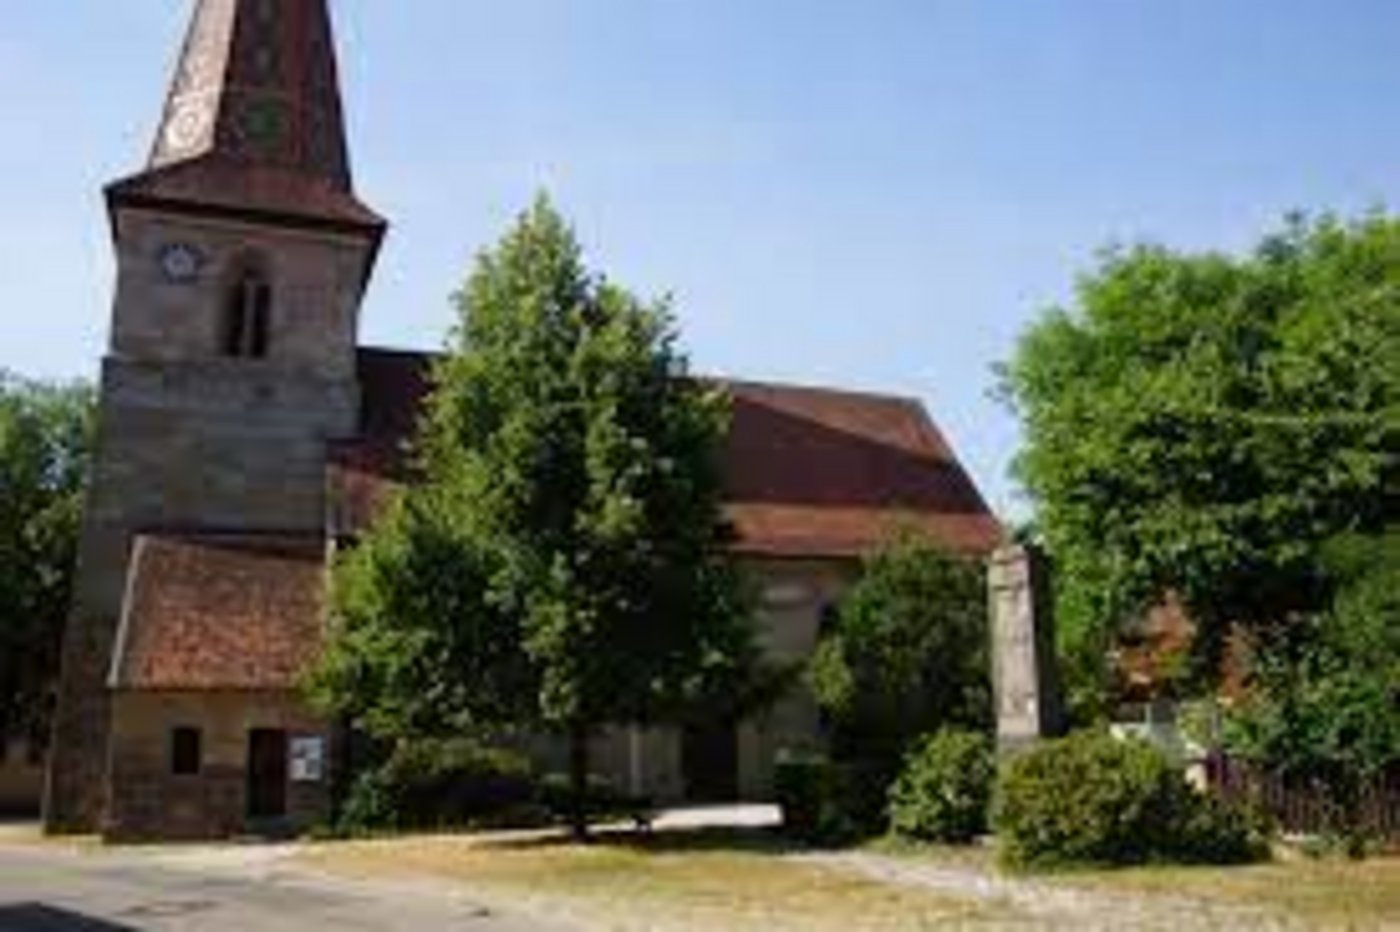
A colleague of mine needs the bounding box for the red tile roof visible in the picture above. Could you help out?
[110,534,328,692]
[107,158,385,236]
[338,349,1003,558]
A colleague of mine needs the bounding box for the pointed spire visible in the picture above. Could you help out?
[109,0,383,237]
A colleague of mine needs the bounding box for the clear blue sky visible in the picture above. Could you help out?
[4,2,1399,517]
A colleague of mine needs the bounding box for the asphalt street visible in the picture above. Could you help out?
[0,837,556,932]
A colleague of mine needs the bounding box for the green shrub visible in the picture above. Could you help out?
[808,532,991,787]
[773,754,863,846]
[993,732,1269,869]
[1175,793,1273,865]
[537,772,651,822]
[338,769,397,834]
[338,739,540,833]
[888,729,994,844]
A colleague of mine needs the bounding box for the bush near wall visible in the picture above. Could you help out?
[888,729,995,844]
[338,739,543,833]
[993,731,1269,869]
[773,754,867,846]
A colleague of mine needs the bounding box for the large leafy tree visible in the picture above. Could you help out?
[1224,531,1400,843]
[0,374,92,747]
[311,198,756,837]
[809,531,989,797]
[999,214,1399,711]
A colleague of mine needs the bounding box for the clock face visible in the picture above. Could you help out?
[158,243,204,284]
[163,99,213,154]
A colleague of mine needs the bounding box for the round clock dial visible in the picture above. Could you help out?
[163,99,212,154]
[158,243,204,284]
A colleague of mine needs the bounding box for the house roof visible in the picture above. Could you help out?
[109,534,328,692]
[335,348,1003,559]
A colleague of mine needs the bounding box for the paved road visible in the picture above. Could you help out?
[0,838,557,932]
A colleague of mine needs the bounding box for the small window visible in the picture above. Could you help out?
[222,268,273,359]
[171,727,203,776]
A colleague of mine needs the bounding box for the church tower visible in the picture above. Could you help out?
[46,0,384,834]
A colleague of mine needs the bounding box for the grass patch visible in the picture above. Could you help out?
[884,838,1400,928]
[301,826,1001,931]
[302,825,1400,929]
[863,834,999,870]
[1060,856,1400,929]
[0,821,103,853]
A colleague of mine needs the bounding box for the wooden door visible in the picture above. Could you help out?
[246,728,288,820]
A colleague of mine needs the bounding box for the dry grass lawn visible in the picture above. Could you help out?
[302,827,1400,931]
[300,828,1007,931]
[875,839,1400,929]
[1057,855,1400,929]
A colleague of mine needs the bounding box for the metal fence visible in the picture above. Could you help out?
[1208,755,1400,838]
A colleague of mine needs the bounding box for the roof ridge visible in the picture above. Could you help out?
[707,374,926,409]
[354,345,928,410]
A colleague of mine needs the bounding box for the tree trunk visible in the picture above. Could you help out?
[568,722,591,842]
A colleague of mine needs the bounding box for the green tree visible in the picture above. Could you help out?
[999,213,1399,711]
[0,373,92,746]
[1224,531,1400,848]
[311,198,757,838]
[809,530,990,802]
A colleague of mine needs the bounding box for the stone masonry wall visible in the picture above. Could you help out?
[45,209,371,833]
[737,556,856,798]
[106,691,330,842]
[517,557,857,803]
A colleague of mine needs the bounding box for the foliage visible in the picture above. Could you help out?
[310,197,759,838]
[1224,531,1400,848]
[772,754,863,847]
[338,738,541,834]
[536,772,648,823]
[993,731,1269,869]
[998,213,1400,710]
[887,728,995,844]
[808,530,990,797]
[0,373,92,743]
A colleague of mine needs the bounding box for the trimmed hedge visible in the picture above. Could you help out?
[993,731,1269,869]
[888,729,995,844]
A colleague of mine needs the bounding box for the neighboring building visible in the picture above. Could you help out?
[46,0,1001,841]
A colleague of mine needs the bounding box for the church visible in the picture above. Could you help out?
[46,0,1001,841]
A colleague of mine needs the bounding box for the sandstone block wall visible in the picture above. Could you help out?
[105,691,330,842]
[514,558,856,803]
[989,543,1064,753]
[736,557,854,798]
[46,209,371,833]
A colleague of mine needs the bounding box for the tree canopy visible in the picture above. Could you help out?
[0,373,92,744]
[809,530,989,782]
[310,197,757,835]
[999,213,1399,709]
